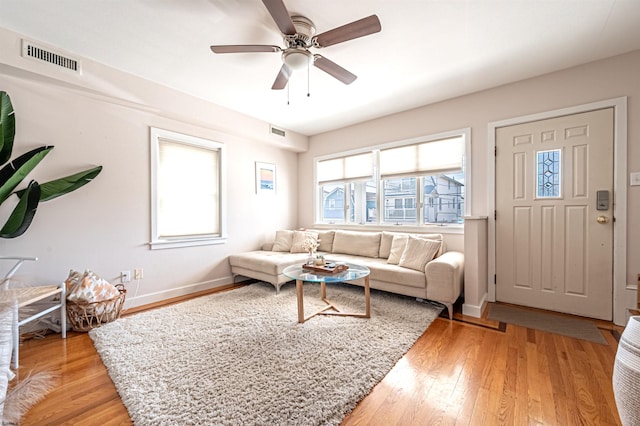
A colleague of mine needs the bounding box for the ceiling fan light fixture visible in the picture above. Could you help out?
[283,49,311,70]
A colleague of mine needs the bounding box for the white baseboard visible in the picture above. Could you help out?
[462,293,488,318]
[122,276,234,310]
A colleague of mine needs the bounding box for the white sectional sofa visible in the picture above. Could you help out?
[229,229,464,319]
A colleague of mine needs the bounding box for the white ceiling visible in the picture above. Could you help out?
[1,0,640,136]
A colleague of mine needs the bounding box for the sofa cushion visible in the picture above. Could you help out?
[290,230,319,253]
[332,230,381,258]
[398,237,442,271]
[272,230,293,252]
[387,234,409,264]
[315,230,335,253]
[325,255,426,289]
[229,251,308,275]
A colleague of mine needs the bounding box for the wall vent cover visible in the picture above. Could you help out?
[21,40,81,74]
[270,125,286,137]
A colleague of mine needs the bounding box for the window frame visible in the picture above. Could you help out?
[150,127,227,250]
[313,128,471,230]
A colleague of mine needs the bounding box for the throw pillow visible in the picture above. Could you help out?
[65,269,84,294]
[332,230,381,258]
[67,270,120,303]
[315,230,335,252]
[387,234,409,264]
[272,230,294,252]
[398,237,442,271]
[379,232,407,258]
[290,230,319,253]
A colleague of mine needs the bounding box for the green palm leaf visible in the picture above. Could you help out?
[0,91,15,165]
[36,165,103,201]
[0,146,53,204]
[0,180,40,238]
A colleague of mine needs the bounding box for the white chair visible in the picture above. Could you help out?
[0,256,66,369]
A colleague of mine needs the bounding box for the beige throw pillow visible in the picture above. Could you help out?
[387,234,409,264]
[272,230,293,252]
[290,230,319,253]
[398,237,442,271]
[332,230,381,258]
[315,230,335,252]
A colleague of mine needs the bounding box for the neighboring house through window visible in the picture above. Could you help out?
[315,129,470,226]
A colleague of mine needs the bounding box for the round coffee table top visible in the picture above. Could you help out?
[283,262,370,283]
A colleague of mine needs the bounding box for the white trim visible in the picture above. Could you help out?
[462,293,488,318]
[149,127,227,250]
[122,276,232,310]
[487,97,628,325]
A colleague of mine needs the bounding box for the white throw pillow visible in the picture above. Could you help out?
[387,234,409,264]
[290,230,319,253]
[272,230,294,252]
[398,237,442,271]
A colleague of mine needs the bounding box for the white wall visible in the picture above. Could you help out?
[301,49,640,323]
[0,27,307,308]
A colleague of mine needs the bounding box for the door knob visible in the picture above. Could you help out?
[596,215,610,224]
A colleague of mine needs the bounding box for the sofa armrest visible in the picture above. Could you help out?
[425,251,464,305]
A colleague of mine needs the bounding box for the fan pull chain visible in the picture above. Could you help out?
[287,82,290,105]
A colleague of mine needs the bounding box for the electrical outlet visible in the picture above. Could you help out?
[121,270,131,283]
[134,268,143,280]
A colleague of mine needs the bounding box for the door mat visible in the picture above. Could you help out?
[487,303,607,344]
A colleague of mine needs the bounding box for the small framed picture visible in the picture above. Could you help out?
[256,162,276,194]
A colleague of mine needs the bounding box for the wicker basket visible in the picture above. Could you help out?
[66,284,126,332]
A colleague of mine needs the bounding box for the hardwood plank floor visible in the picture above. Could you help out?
[16,288,623,425]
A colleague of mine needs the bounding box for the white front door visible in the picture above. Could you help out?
[495,108,614,320]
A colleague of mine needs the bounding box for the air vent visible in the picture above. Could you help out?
[21,40,81,74]
[270,125,286,137]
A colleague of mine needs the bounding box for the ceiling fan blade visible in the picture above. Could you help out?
[210,45,281,54]
[262,0,296,35]
[313,55,357,85]
[271,64,292,90]
[314,15,381,48]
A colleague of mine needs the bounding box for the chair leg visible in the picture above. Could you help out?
[61,284,67,339]
[12,301,18,370]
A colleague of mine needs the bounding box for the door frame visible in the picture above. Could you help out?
[487,97,629,325]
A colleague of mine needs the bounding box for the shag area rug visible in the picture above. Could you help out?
[89,281,442,425]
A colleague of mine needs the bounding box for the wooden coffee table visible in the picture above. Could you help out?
[283,263,371,323]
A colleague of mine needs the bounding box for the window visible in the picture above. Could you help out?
[315,130,470,227]
[317,152,375,224]
[150,128,226,249]
[536,149,561,198]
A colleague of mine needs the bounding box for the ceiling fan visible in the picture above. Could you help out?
[210,0,381,90]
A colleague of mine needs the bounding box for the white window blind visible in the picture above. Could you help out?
[380,136,463,178]
[317,152,373,183]
[158,139,219,238]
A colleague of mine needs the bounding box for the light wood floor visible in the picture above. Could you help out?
[16,287,623,425]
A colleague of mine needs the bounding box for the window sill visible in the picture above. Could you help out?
[149,236,227,250]
[311,223,464,235]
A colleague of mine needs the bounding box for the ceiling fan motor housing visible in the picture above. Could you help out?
[286,16,315,47]
[281,15,315,70]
